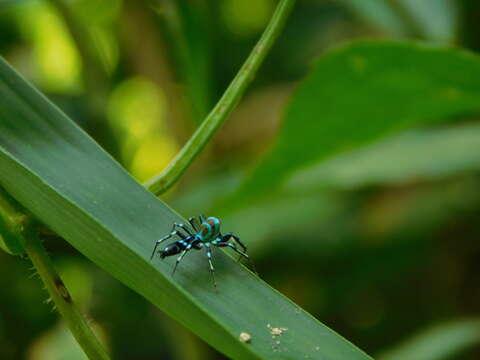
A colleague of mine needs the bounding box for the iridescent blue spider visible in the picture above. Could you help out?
[150,215,256,289]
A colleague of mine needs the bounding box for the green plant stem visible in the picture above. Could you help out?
[0,190,28,237]
[144,0,296,195]
[23,230,110,360]
[0,190,110,360]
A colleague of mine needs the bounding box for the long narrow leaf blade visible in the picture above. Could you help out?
[0,57,371,360]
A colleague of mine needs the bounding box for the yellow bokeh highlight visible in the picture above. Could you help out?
[108,77,178,181]
[222,0,275,37]
[130,134,178,182]
[15,1,81,93]
[108,77,164,140]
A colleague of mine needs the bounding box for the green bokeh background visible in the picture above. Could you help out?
[1,0,480,359]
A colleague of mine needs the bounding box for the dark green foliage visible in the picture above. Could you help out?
[236,41,480,203]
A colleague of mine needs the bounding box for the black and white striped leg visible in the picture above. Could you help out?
[150,230,186,260]
[221,233,247,262]
[205,245,217,290]
[222,233,247,252]
[172,244,192,276]
[173,222,193,236]
[188,217,197,231]
[217,242,257,274]
[190,215,205,231]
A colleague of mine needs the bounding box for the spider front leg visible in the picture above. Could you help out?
[188,217,199,231]
[150,230,187,260]
[221,233,248,263]
[217,240,257,275]
[173,222,193,236]
[222,233,247,252]
[188,215,205,232]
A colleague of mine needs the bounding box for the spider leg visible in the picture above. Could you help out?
[217,241,258,275]
[222,233,247,252]
[173,222,193,236]
[150,230,187,260]
[188,217,199,231]
[205,244,217,291]
[172,244,193,276]
[221,233,246,262]
[199,214,206,223]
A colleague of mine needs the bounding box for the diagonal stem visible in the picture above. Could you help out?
[144,0,296,195]
[23,229,111,360]
[0,188,110,360]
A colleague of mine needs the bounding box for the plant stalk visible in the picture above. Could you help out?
[144,0,296,195]
[0,189,110,360]
[23,229,110,360]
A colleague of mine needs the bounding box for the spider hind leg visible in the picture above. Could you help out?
[150,230,187,260]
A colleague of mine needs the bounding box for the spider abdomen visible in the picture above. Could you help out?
[199,216,221,241]
[160,240,189,258]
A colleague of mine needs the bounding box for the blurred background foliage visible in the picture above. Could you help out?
[1,0,480,359]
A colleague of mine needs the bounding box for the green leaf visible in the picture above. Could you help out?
[286,123,480,191]
[0,57,372,359]
[378,319,480,360]
[233,41,480,205]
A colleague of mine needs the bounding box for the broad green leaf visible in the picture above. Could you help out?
[233,41,480,205]
[378,319,480,360]
[0,57,371,359]
[287,123,480,191]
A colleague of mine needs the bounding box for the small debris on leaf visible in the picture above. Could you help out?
[267,323,288,351]
[239,332,251,343]
[267,323,288,336]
